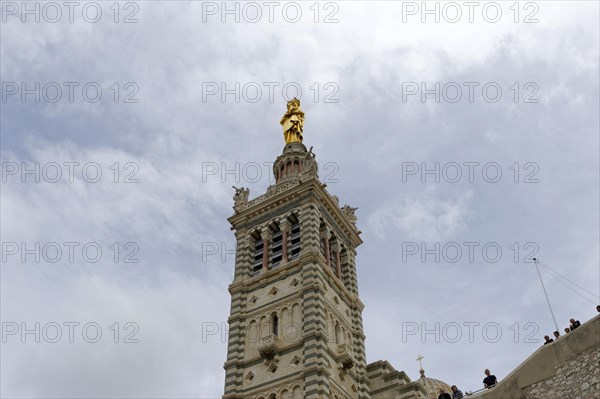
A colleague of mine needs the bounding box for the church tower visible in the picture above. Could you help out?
[223,99,369,399]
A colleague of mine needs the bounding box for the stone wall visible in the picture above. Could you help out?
[524,346,599,399]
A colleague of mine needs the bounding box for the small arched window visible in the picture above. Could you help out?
[288,214,301,261]
[251,231,263,276]
[270,224,283,269]
[271,313,279,336]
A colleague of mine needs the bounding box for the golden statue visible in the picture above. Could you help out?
[280,97,304,144]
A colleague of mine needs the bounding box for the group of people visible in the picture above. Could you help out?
[437,307,599,399]
[436,369,498,399]
[543,317,582,345]
[437,384,466,399]
[542,305,600,345]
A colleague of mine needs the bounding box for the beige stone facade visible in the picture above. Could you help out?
[223,142,369,399]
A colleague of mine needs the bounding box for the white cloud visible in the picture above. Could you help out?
[368,187,474,242]
[2,1,598,397]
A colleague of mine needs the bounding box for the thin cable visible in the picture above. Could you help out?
[539,266,598,305]
[538,261,599,299]
[539,263,600,300]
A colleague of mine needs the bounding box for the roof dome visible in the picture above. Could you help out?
[416,368,453,399]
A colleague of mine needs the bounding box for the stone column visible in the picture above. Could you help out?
[298,204,320,257]
[322,230,331,266]
[279,220,290,263]
[340,250,350,288]
[261,230,271,272]
[244,234,255,278]
[332,242,342,279]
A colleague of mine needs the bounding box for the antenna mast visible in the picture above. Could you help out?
[533,258,559,333]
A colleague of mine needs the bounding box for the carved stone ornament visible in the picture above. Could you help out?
[341,205,358,225]
[232,186,249,210]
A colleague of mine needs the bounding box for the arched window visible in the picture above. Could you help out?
[251,231,263,276]
[260,315,269,339]
[292,386,302,399]
[270,224,283,269]
[271,313,279,336]
[334,321,340,344]
[247,320,259,343]
[288,214,301,261]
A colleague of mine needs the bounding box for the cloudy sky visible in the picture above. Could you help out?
[1,1,599,397]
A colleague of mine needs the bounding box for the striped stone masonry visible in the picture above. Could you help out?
[223,143,368,399]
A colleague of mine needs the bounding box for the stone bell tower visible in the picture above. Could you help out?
[223,99,368,399]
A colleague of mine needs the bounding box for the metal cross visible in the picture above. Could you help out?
[416,354,424,370]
